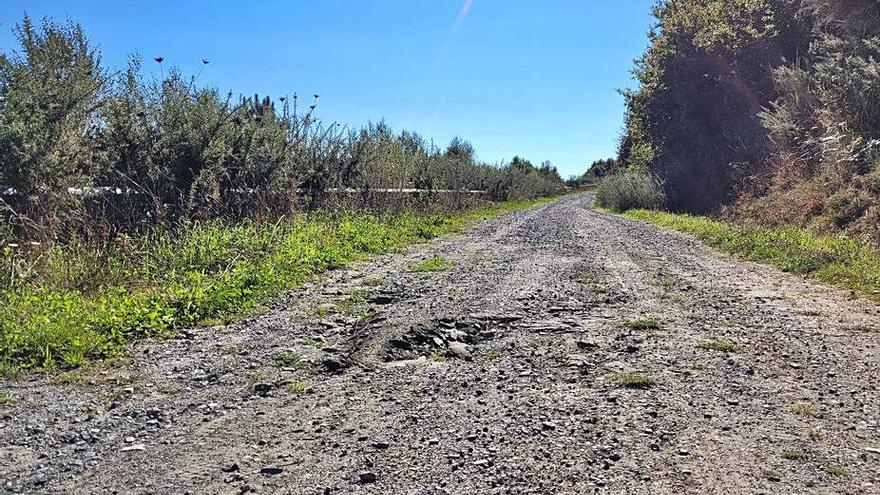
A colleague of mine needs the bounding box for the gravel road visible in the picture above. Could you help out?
[2,193,879,494]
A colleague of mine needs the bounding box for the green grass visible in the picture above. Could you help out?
[823,464,846,477]
[274,351,304,369]
[791,403,816,417]
[286,381,308,394]
[482,347,504,362]
[622,209,880,299]
[781,449,806,460]
[614,373,656,389]
[626,318,661,331]
[409,256,455,273]
[0,393,7,405]
[0,197,553,374]
[430,348,446,363]
[698,339,738,352]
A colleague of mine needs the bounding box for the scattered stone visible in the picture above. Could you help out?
[357,471,377,484]
[221,463,240,473]
[120,444,146,452]
[388,339,412,350]
[370,294,395,305]
[322,358,348,373]
[576,340,598,349]
[253,383,273,396]
[260,465,283,476]
[372,441,390,450]
[446,342,472,360]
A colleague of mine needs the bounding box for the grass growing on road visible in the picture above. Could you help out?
[614,373,656,389]
[410,256,455,273]
[0,198,553,373]
[623,209,880,299]
[791,403,816,417]
[626,318,661,331]
[698,340,738,352]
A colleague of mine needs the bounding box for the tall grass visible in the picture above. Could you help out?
[595,172,666,212]
[0,198,552,373]
[624,209,880,298]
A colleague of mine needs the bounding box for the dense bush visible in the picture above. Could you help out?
[619,0,880,241]
[0,16,564,241]
[595,171,665,212]
[618,0,806,213]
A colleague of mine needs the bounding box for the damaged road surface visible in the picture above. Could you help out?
[2,194,880,494]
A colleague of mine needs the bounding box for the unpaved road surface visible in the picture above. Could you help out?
[2,194,880,494]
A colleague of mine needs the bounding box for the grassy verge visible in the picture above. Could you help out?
[622,209,880,298]
[1,198,553,374]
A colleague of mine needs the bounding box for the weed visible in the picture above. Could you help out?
[249,371,268,382]
[314,304,338,318]
[698,340,738,352]
[301,337,324,349]
[762,469,782,482]
[0,393,7,405]
[576,273,607,294]
[430,349,446,363]
[791,403,816,417]
[362,276,388,287]
[626,318,661,331]
[410,256,455,273]
[808,427,823,440]
[275,351,304,369]
[782,449,805,460]
[823,465,846,477]
[614,373,656,389]
[286,381,307,394]
[483,348,504,361]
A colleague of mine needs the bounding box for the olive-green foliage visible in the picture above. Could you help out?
[620,0,880,240]
[0,16,565,240]
[0,16,106,231]
[0,198,551,373]
[619,0,807,212]
[409,256,455,273]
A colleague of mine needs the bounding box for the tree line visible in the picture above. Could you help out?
[0,16,565,240]
[607,0,880,242]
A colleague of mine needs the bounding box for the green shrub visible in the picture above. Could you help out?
[0,15,565,240]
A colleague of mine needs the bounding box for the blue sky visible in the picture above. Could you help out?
[0,1,655,178]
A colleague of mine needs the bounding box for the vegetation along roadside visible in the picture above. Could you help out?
[0,197,554,375]
[619,208,880,302]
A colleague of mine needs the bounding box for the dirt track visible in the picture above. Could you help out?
[2,193,879,494]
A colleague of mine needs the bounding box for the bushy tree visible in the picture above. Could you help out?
[0,16,106,232]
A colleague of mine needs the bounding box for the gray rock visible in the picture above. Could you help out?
[446,342,472,360]
[357,471,377,484]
